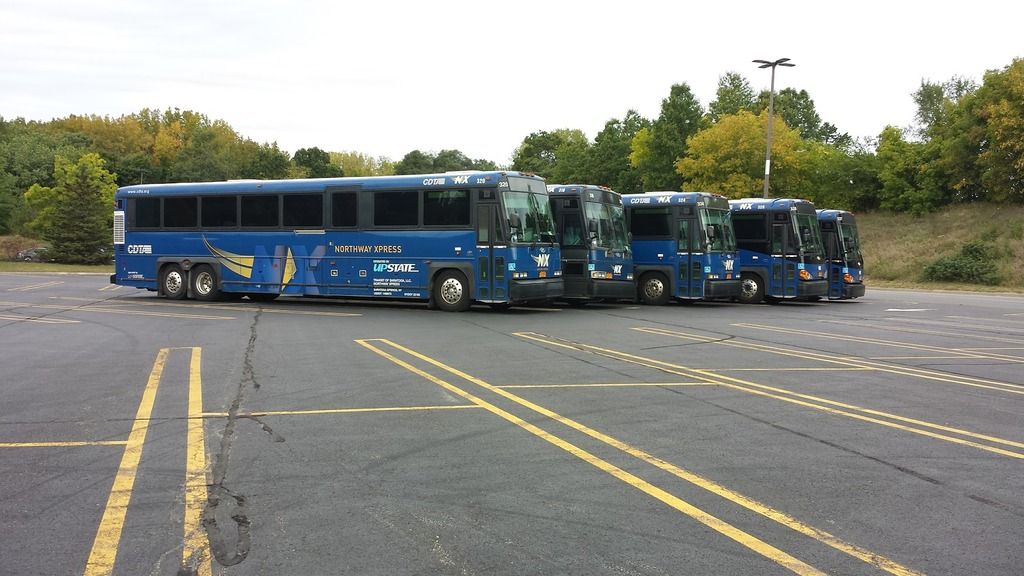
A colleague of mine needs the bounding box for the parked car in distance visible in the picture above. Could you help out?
[16,247,51,262]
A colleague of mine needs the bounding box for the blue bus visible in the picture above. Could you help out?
[110,171,563,311]
[547,184,634,304]
[816,209,866,300]
[622,192,740,305]
[729,198,827,304]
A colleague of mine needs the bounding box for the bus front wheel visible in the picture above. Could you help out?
[434,270,471,312]
[639,272,671,306]
[738,273,764,304]
[161,264,187,300]
[190,264,221,301]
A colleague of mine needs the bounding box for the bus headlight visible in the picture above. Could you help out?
[591,271,612,279]
[799,269,812,281]
[843,273,854,283]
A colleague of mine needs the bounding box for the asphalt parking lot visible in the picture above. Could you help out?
[1,273,1022,575]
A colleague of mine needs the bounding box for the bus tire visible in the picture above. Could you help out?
[434,270,471,312]
[738,272,764,304]
[190,264,221,301]
[639,272,671,306]
[161,264,187,300]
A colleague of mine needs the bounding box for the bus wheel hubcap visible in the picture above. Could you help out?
[645,279,663,299]
[441,278,462,304]
[741,278,757,297]
[166,271,183,294]
[196,272,213,295]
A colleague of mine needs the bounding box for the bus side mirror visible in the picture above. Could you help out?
[588,219,598,236]
[706,225,717,239]
[509,213,522,230]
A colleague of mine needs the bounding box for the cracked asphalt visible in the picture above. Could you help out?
[1,274,1022,575]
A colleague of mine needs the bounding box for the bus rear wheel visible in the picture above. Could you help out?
[190,264,220,301]
[639,272,671,306]
[161,264,187,300]
[434,270,471,312]
[738,273,764,304]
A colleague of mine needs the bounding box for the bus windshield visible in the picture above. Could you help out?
[701,208,736,252]
[584,201,630,251]
[840,222,862,259]
[505,191,556,243]
[794,212,825,256]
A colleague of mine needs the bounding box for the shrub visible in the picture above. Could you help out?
[922,241,1002,284]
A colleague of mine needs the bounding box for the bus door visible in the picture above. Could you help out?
[676,214,701,298]
[770,216,795,297]
[475,201,509,302]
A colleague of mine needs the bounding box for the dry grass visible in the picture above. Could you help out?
[0,235,44,261]
[859,203,1024,289]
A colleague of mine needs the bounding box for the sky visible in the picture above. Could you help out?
[2,0,1022,165]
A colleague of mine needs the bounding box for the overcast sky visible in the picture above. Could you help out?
[2,0,1021,165]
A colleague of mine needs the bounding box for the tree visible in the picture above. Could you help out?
[875,126,946,214]
[675,110,807,197]
[756,88,851,148]
[292,146,344,178]
[588,110,649,193]
[707,72,756,123]
[630,83,703,191]
[511,129,590,180]
[29,153,117,263]
[394,150,435,174]
[330,151,395,176]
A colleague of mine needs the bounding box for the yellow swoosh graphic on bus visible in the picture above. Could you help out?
[202,237,254,279]
[282,247,296,288]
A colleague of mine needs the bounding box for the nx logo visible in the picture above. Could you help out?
[612,264,622,275]
[531,253,550,268]
[451,175,470,185]
[373,263,418,273]
[724,260,735,271]
[738,203,753,210]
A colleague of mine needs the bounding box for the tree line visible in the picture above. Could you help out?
[1,58,1021,262]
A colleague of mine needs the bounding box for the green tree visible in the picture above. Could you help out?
[330,151,395,176]
[630,84,702,191]
[30,153,117,263]
[589,110,649,193]
[394,150,435,174]
[875,126,946,214]
[756,88,850,147]
[707,72,756,123]
[512,129,590,180]
[676,111,807,197]
[292,146,344,178]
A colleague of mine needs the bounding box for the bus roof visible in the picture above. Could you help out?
[728,198,817,212]
[116,171,542,198]
[816,209,856,222]
[622,191,727,205]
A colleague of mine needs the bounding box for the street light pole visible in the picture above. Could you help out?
[753,58,795,198]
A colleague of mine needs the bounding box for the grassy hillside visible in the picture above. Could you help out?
[858,203,1024,292]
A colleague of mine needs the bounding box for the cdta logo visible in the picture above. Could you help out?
[531,253,550,268]
[373,263,418,273]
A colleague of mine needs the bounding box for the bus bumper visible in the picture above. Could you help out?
[591,279,636,300]
[704,279,742,299]
[109,273,116,284]
[798,279,829,298]
[510,278,564,302]
[841,283,866,299]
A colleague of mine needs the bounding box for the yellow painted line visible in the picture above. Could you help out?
[357,338,827,576]
[0,313,80,324]
[960,347,1024,351]
[821,318,1024,346]
[738,322,1024,364]
[53,296,362,317]
[548,330,1024,459]
[636,326,1024,396]
[7,280,64,292]
[370,338,921,576]
[0,441,126,448]
[201,404,481,418]
[98,285,123,292]
[709,367,873,372]
[497,382,716,389]
[84,348,168,576]
[868,356,971,360]
[12,302,235,321]
[183,347,211,576]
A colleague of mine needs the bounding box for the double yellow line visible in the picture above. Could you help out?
[519,330,1024,461]
[358,338,921,576]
